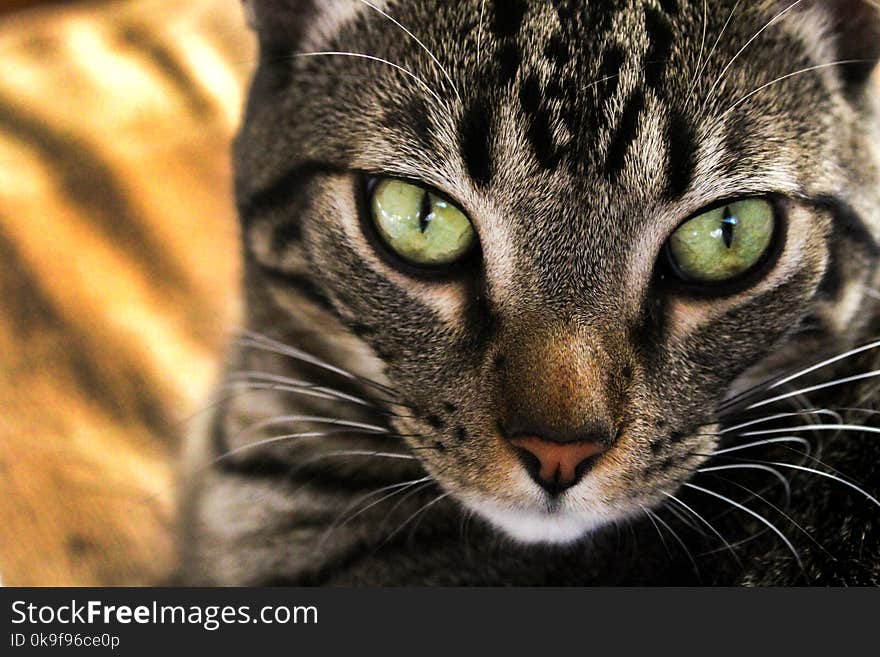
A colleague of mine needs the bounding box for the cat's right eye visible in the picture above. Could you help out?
[368,178,477,268]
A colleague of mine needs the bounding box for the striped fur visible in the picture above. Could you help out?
[0,0,254,584]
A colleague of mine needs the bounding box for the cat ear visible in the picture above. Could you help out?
[817,0,880,86]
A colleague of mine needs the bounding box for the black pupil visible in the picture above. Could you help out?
[721,207,738,249]
[419,191,432,233]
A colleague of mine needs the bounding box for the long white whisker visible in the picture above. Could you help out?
[241,414,389,439]
[702,0,805,115]
[237,330,401,400]
[214,430,355,463]
[692,0,740,94]
[688,0,708,97]
[713,475,836,559]
[227,372,377,408]
[698,463,791,502]
[768,339,880,390]
[720,409,839,434]
[684,482,803,570]
[663,502,707,537]
[319,476,434,549]
[384,492,452,543]
[748,369,880,410]
[742,423,880,437]
[223,381,367,408]
[663,492,741,565]
[290,52,444,105]
[354,0,460,103]
[713,437,812,456]
[640,504,673,557]
[719,60,872,120]
[766,462,880,509]
[643,505,699,576]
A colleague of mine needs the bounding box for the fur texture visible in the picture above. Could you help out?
[182,0,880,585]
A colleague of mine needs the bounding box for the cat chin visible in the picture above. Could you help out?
[461,496,611,545]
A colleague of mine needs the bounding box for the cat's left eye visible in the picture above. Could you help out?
[369,178,476,268]
[666,198,777,285]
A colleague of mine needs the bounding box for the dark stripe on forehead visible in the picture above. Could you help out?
[665,110,697,198]
[643,6,674,90]
[597,44,626,101]
[496,41,522,86]
[604,89,645,182]
[491,0,528,38]
[459,99,495,187]
[382,97,435,153]
[519,74,565,170]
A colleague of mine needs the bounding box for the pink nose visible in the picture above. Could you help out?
[508,436,609,494]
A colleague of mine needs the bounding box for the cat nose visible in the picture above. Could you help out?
[506,432,611,495]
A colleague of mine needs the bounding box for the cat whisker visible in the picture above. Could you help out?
[318,475,434,550]
[354,0,460,103]
[226,371,418,418]
[740,423,880,438]
[288,51,445,105]
[214,430,368,464]
[689,0,740,98]
[683,482,804,571]
[223,381,369,408]
[720,409,840,434]
[640,504,673,559]
[662,501,708,537]
[697,463,792,504]
[383,490,452,545]
[719,59,875,121]
[237,329,404,402]
[766,338,880,391]
[237,414,390,444]
[764,462,880,509]
[711,475,836,560]
[687,0,709,98]
[747,368,880,410]
[641,505,700,577]
[662,492,741,566]
[712,436,812,457]
[701,0,805,116]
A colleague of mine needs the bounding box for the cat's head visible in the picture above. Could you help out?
[236,0,880,543]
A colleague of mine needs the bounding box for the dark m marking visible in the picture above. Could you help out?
[665,110,697,198]
[605,89,645,181]
[459,99,495,187]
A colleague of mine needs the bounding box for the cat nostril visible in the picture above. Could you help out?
[507,435,609,495]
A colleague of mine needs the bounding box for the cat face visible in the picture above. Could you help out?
[237,0,880,543]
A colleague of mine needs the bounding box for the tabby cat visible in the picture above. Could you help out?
[181,0,880,585]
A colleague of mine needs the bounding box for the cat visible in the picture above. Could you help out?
[180,0,880,585]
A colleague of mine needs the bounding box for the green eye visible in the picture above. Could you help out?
[667,198,776,284]
[370,178,476,267]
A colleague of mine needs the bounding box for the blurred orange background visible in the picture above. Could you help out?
[0,0,254,584]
